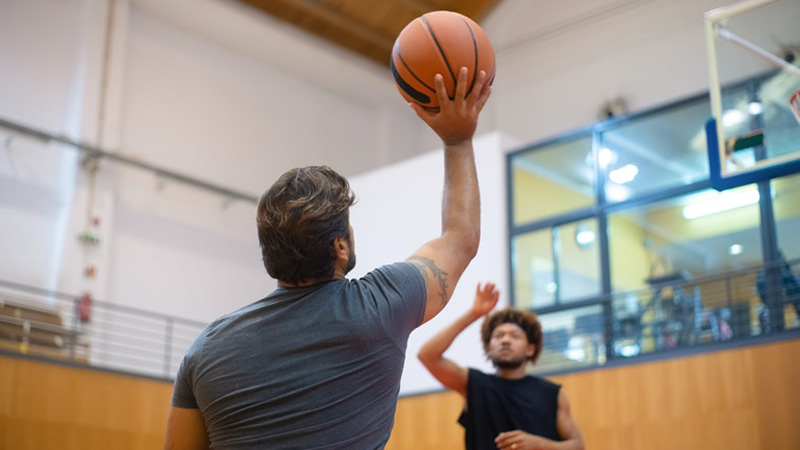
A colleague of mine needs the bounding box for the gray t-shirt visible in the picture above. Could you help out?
[172,262,426,449]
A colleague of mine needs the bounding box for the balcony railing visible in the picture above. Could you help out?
[2,259,798,380]
[533,259,800,374]
[0,279,207,380]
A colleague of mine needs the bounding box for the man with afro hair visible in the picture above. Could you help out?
[419,282,584,450]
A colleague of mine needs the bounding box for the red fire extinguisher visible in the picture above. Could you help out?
[79,293,93,323]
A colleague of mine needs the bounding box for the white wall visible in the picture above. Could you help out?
[0,0,436,322]
[349,132,509,395]
[0,0,87,291]
[483,0,739,144]
[124,0,437,188]
[101,0,445,321]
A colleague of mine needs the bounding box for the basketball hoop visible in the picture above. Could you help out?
[792,89,800,126]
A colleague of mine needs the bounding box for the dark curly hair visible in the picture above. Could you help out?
[480,307,543,364]
[256,166,356,284]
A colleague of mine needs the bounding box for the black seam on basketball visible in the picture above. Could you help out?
[398,51,436,94]
[462,18,479,96]
[421,16,458,90]
[391,54,432,104]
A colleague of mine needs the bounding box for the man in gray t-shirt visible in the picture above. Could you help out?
[164,68,492,449]
[172,263,425,448]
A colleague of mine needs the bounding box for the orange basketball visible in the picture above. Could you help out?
[391,11,495,109]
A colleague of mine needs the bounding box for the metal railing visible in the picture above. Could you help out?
[533,258,800,374]
[2,259,798,379]
[0,279,207,380]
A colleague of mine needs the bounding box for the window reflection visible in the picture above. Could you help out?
[773,173,800,262]
[511,136,594,225]
[512,230,554,309]
[507,71,800,372]
[512,220,602,309]
[531,305,605,373]
[607,186,764,357]
[601,98,711,202]
[609,185,763,293]
[772,173,800,329]
[556,221,601,302]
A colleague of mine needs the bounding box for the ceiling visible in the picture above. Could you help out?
[234,0,502,67]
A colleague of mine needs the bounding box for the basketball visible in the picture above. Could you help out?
[391,11,495,109]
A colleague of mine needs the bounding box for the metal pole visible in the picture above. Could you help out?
[0,116,259,204]
[70,298,79,361]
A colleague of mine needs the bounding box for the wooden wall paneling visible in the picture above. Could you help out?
[387,339,799,450]
[1,355,173,450]
[0,356,12,450]
[0,356,12,416]
[751,340,800,449]
[2,338,799,449]
[386,390,463,450]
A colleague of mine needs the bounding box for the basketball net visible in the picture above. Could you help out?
[792,89,800,126]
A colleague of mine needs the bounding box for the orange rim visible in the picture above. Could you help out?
[792,90,800,124]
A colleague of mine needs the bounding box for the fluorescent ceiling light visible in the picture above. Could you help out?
[598,147,617,168]
[576,229,596,246]
[605,183,632,202]
[609,164,639,184]
[682,189,760,219]
[748,101,763,115]
[722,109,746,127]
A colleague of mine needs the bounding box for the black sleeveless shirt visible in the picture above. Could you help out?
[458,368,561,449]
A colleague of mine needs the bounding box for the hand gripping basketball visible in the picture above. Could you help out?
[391,11,495,109]
[410,67,492,146]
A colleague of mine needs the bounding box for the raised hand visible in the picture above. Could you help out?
[472,282,500,317]
[410,67,492,146]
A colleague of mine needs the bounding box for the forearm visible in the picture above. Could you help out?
[441,141,480,260]
[418,307,482,362]
[537,437,584,450]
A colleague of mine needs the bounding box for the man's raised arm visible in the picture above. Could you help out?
[408,67,492,324]
[418,282,499,396]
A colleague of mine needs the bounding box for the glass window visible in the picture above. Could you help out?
[773,173,800,262]
[532,305,605,373]
[512,220,602,309]
[512,229,554,309]
[772,173,800,330]
[600,98,711,202]
[608,185,763,293]
[511,136,594,225]
[555,220,601,302]
[507,73,800,373]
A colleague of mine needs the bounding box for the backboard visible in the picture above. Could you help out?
[704,0,800,190]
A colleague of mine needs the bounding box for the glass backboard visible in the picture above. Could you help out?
[704,0,800,190]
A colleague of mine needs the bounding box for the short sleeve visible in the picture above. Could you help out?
[171,333,205,409]
[358,261,427,341]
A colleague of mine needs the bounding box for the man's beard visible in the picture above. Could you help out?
[345,245,356,274]
[491,355,526,370]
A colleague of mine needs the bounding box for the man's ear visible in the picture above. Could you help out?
[334,236,349,261]
[526,344,535,359]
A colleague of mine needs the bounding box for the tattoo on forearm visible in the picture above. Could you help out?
[408,256,449,307]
